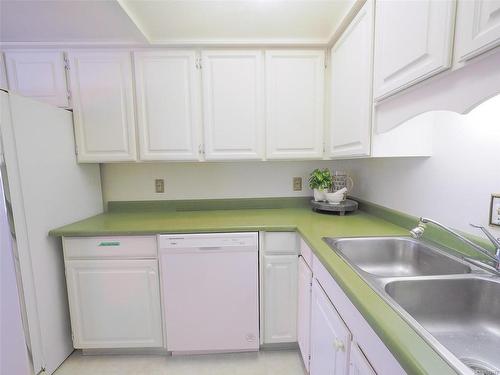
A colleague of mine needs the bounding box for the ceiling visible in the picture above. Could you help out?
[118,0,355,44]
[0,0,356,46]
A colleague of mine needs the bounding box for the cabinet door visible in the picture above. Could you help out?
[134,50,201,161]
[298,256,313,371]
[201,50,264,160]
[373,0,455,100]
[455,0,500,61]
[265,50,324,159]
[0,53,8,90]
[4,50,69,107]
[67,51,137,162]
[329,0,374,158]
[349,343,376,375]
[263,254,298,344]
[65,259,163,349]
[310,279,351,375]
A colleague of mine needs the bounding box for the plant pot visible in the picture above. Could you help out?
[313,188,328,202]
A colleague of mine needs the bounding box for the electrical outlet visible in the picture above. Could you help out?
[155,179,165,193]
[293,177,302,191]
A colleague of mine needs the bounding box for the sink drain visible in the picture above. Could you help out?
[461,358,499,375]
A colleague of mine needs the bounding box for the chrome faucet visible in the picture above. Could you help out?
[410,217,500,270]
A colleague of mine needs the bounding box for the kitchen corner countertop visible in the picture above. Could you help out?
[50,202,459,375]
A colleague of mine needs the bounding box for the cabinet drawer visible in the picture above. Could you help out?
[63,236,157,259]
[262,232,299,254]
[300,237,313,268]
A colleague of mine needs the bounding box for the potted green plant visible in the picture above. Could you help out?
[309,168,332,202]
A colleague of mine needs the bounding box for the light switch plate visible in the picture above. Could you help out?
[490,194,500,226]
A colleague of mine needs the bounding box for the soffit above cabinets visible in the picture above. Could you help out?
[0,0,356,46]
[0,0,148,45]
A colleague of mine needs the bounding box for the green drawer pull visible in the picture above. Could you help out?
[98,241,121,247]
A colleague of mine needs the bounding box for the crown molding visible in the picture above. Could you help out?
[0,38,331,49]
[0,41,147,49]
[327,0,367,48]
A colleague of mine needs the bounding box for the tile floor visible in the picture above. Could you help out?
[54,349,306,375]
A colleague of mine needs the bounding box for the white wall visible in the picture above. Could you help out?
[336,94,500,238]
[101,160,334,204]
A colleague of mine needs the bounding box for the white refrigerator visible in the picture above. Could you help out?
[0,91,103,374]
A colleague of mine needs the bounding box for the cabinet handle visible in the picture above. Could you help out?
[334,338,345,352]
[98,241,121,247]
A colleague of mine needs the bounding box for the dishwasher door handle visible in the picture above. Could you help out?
[198,246,224,251]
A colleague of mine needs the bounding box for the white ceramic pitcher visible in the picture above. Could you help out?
[332,171,353,196]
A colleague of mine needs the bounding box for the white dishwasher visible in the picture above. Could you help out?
[159,232,259,354]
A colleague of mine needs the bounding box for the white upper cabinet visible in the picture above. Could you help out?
[134,50,201,161]
[0,53,8,90]
[329,1,374,158]
[373,0,455,101]
[67,51,137,162]
[265,50,325,159]
[454,0,500,62]
[4,50,69,107]
[201,50,264,160]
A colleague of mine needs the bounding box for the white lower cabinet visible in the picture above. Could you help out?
[65,259,163,349]
[310,252,406,375]
[297,256,313,371]
[263,254,298,344]
[63,236,163,349]
[349,342,376,375]
[310,279,351,375]
[300,239,405,374]
[261,232,299,345]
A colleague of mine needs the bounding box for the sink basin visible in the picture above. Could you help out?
[386,277,500,374]
[324,237,471,277]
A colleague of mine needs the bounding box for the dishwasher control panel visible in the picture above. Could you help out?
[158,232,258,249]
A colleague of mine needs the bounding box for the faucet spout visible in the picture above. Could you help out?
[410,217,500,270]
[470,223,500,270]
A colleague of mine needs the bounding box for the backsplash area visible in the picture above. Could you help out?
[102,95,500,239]
[336,95,500,237]
[101,160,334,204]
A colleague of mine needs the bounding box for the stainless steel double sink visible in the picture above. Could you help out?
[323,236,500,375]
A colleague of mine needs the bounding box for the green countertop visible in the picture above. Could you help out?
[50,199,459,375]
